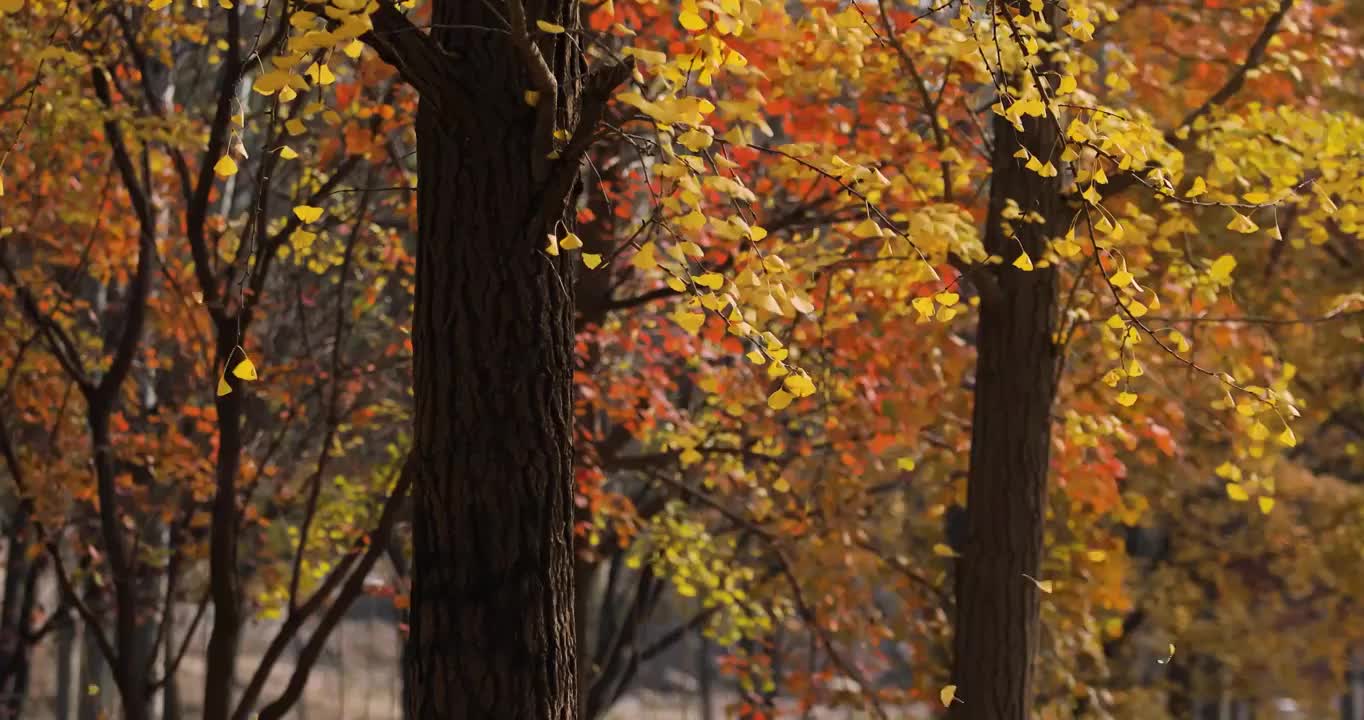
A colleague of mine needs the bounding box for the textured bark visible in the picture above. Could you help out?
[401,0,585,717]
[950,5,1064,716]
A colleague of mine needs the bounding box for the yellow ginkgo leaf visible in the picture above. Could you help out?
[545,235,560,256]
[1012,250,1034,271]
[1226,212,1259,234]
[1258,496,1275,514]
[767,388,794,410]
[940,685,957,707]
[1225,482,1249,502]
[1277,427,1297,448]
[1186,176,1207,198]
[1057,74,1077,95]
[630,242,657,269]
[1116,391,1137,407]
[582,253,602,269]
[216,376,232,397]
[558,233,583,250]
[293,205,323,223]
[692,273,723,290]
[896,457,916,471]
[679,9,707,30]
[535,20,566,33]
[278,145,299,160]
[783,372,816,397]
[674,310,706,334]
[213,155,238,178]
[852,218,883,239]
[232,356,258,381]
[1208,254,1237,283]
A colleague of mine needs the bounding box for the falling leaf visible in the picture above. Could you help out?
[940,685,957,707]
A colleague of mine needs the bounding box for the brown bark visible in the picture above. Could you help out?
[950,6,1065,716]
[399,0,606,716]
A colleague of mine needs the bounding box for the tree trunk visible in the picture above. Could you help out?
[77,602,109,720]
[949,5,1063,716]
[401,1,588,717]
[55,606,76,720]
[0,501,36,720]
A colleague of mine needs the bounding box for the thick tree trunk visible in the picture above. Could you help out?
[401,2,585,717]
[950,6,1064,715]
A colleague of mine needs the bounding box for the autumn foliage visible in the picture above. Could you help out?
[3,0,1364,718]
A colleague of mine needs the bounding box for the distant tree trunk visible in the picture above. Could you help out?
[698,636,714,720]
[0,501,37,720]
[56,606,76,720]
[949,3,1064,718]
[78,598,109,720]
[162,603,181,720]
[1344,647,1364,720]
